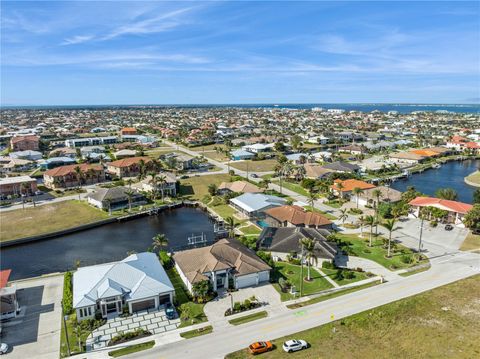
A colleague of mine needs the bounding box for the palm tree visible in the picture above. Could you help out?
[224,216,239,238]
[126,178,134,189]
[300,237,317,281]
[138,159,146,179]
[352,187,363,209]
[74,165,83,188]
[125,189,135,212]
[103,197,113,215]
[152,233,168,251]
[358,215,365,237]
[381,219,397,258]
[372,188,383,235]
[336,182,345,199]
[308,189,318,212]
[435,188,458,201]
[20,182,29,209]
[157,174,167,201]
[364,215,376,247]
[259,178,270,191]
[339,208,348,224]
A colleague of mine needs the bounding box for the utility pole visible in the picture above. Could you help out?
[300,243,304,297]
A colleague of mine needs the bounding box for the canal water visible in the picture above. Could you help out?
[1,207,215,280]
[390,159,479,203]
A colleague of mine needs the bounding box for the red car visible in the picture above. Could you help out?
[248,341,273,355]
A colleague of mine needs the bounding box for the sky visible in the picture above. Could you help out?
[1,0,479,105]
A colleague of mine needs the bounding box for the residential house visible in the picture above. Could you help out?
[322,161,361,173]
[304,164,334,179]
[241,143,274,154]
[175,154,196,170]
[0,176,37,197]
[73,252,175,322]
[408,197,473,228]
[331,179,376,198]
[114,149,137,159]
[338,144,366,155]
[286,153,313,165]
[230,193,287,219]
[38,157,76,170]
[0,269,19,320]
[389,152,426,165]
[218,181,262,195]
[10,135,40,151]
[65,136,118,148]
[355,186,402,207]
[263,205,333,229]
[0,157,35,173]
[173,238,271,292]
[44,163,105,189]
[231,149,255,161]
[87,186,146,210]
[257,227,337,264]
[9,150,43,161]
[107,156,152,178]
[132,172,177,197]
[120,127,137,136]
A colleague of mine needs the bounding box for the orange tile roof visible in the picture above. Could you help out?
[410,149,438,157]
[332,179,376,192]
[265,205,332,226]
[0,269,11,289]
[409,197,473,214]
[108,156,151,168]
[44,163,102,177]
[466,142,480,149]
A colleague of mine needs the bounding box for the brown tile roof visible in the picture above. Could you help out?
[11,135,39,144]
[218,181,262,193]
[265,205,332,226]
[173,239,271,284]
[44,163,102,177]
[332,179,375,192]
[304,164,334,179]
[108,156,151,168]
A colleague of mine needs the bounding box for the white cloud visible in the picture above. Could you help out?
[61,35,95,46]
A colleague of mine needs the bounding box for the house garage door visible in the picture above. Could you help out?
[131,299,156,312]
[159,294,171,305]
[236,274,257,288]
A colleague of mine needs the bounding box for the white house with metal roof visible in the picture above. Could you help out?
[73,252,174,322]
[230,193,287,219]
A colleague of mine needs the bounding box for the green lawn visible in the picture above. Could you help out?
[108,341,155,357]
[239,224,262,236]
[1,200,111,242]
[178,173,231,201]
[273,180,309,196]
[287,280,382,309]
[336,234,429,271]
[177,302,207,328]
[465,170,480,185]
[166,268,190,304]
[273,262,333,300]
[229,159,278,172]
[226,275,480,359]
[304,206,337,220]
[179,325,213,339]
[324,200,343,208]
[203,151,231,162]
[320,267,369,286]
[460,232,480,253]
[228,311,268,325]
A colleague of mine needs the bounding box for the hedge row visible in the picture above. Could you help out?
[63,271,73,315]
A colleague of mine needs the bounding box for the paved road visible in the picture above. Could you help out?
[82,250,479,359]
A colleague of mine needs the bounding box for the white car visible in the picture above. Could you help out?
[282,339,308,353]
[0,343,9,355]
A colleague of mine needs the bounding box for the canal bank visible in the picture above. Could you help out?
[0,206,217,280]
[390,159,480,203]
[464,171,480,188]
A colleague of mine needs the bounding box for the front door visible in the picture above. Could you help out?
[106,302,117,313]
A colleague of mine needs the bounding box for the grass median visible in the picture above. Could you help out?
[228,311,268,325]
[108,341,155,357]
[179,325,213,339]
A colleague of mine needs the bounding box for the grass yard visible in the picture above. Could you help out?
[239,224,262,236]
[203,151,231,162]
[336,233,428,271]
[320,267,369,286]
[0,200,111,242]
[178,173,231,201]
[460,232,480,253]
[304,206,337,220]
[273,180,309,196]
[287,280,382,309]
[226,275,480,359]
[177,302,207,328]
[166,268,190,305]
[273,262,333,300]
[228,311,268,325]
[108,341,155,357]
[191,143,229,152]
[229,159,278,172]
[179,325,213,339]
[49,188,86,198]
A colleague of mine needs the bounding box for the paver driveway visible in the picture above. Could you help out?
[86,307,180,350]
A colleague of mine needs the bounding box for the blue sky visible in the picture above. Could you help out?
[1,1,479,105]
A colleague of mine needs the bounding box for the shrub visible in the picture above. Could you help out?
[335,269,345,281]
[401,255,413,264]
[355,267,364,272]
[344,271,355,279]
[256,251,275,268]
[158,250,172,268]
[430,220,438,227]
[62,272,73,315]
[233,302,242,312]
[348,208,363,215]
[322,261,336,269]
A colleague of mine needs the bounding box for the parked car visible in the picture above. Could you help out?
[444,224,453,231]
[250,173,258,178]
[248,341,272,355]
[0,343,9,355]
[34,190,43,196]
[165,303,175,320]
[282,339,308,353]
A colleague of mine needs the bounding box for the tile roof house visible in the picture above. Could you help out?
[408,197,473,228]
[356,186,402,207]
[257,227,337,264]
[73,252,174,322]
[173,238,271,292]
[331,179,376,197]
[304,164,334,179]
[10,135,40,151]
[264,205,333,229]
[218,180,262,194]
[44,163,105,189]
[230,193,287,219]
[0,175,38,196]
[107,156,152,178]
[132,172,177,197]
[389,151,426,164]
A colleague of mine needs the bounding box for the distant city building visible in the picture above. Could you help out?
[10,135,40,151]
[65,136,117,148]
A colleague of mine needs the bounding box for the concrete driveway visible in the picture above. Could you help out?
[204,284,281,327]
[1,274,63,359]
